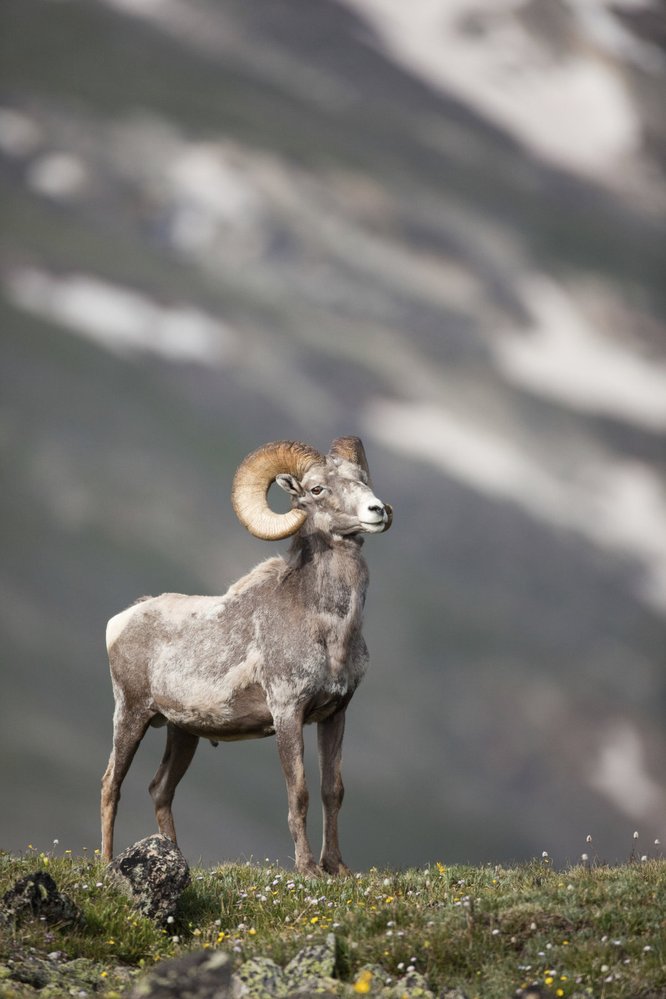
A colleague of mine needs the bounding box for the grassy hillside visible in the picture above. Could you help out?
[2,0,666,874]
[1,849,664,998]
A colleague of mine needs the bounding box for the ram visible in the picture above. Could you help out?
[101,437,391,875]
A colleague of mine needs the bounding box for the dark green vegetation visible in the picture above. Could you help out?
[1,850,664,998]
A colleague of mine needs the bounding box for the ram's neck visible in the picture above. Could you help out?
[287,530,365,568]
[286,531,369,619]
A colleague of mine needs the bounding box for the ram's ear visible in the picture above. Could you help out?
[275,473,305,498]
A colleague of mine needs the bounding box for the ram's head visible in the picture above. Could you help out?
[232,437,392,540]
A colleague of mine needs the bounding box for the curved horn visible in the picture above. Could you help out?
[329,436,371,479]
[231,441,325,541]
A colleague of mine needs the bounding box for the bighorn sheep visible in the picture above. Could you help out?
[101,437,391,875]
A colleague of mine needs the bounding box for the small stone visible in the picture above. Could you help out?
[108,834,190,926]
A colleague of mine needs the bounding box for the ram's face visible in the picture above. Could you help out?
[277,458,391,537]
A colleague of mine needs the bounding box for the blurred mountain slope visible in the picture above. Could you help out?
[1,0,664,867]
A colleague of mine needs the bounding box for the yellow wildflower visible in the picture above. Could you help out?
[353,969,373,994]
[436,862,446,875]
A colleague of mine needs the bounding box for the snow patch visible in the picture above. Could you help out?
[588,723,665,821]
[363,397,666,613]
[166,143,258,222]
[494,276,666,431]
[4,268,236,367]
[0,107,42,157]
[164,142,263,253]
[342,0,648,177]
[101,0,167,14]
[27,153,88,199]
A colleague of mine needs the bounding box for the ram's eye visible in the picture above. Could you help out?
[310,485,324,496]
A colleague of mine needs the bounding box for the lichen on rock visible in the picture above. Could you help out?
[233,955,286,998]
[128,948,232,998]
[393,969,433,997]
[0,949,133,997]
[232,934,340,998]
[0,871,80,928]
[283,933,337,991]
[107,834,190,926]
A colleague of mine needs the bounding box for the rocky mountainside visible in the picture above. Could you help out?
[1,0,665,868]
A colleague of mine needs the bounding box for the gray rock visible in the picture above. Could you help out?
[283,933,337,991]
[233,935,340,998]
[108,834,190,925]
[233,956,286,998]
[351,965,391,995]
[129,949,232,998]
[350,965,438,999]
[0,870,80,927]
[1,951,123,996]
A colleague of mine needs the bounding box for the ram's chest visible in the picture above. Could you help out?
[314,580,366,677]
[317,599,355,648]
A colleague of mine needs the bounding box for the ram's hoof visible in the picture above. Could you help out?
[321,859,352,877]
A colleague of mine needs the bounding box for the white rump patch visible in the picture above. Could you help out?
[106,605,140,651]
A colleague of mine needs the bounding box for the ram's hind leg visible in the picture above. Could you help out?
[101,705,153,862]
[149,723,199,844]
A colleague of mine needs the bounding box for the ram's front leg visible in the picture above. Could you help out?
[275,711,320,876]
[318,709,351,875]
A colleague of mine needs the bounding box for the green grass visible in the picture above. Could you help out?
[1,848,664,998]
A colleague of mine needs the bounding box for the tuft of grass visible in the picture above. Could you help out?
[1,847,664,998]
